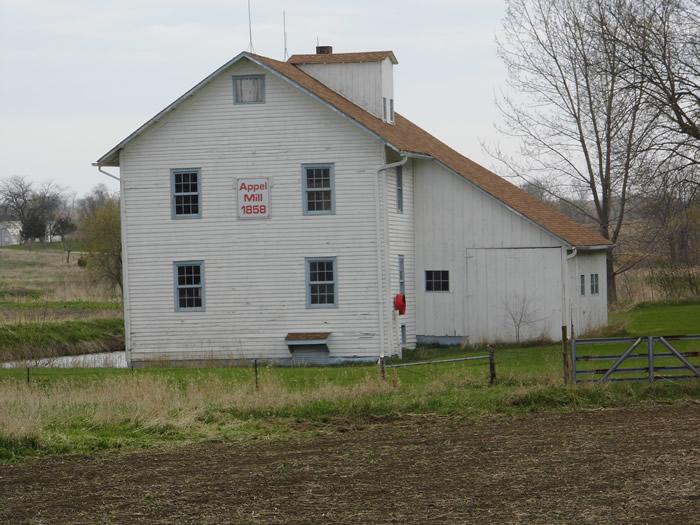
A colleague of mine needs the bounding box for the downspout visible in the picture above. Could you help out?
[561,247,577,335]
[93,164,121,182]
[376,155,408,360]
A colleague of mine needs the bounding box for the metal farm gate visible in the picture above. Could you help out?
[572,335,700,383]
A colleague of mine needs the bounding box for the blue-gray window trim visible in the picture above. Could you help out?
[301,163,336,215]
[173,260,206,312]
[232,74,265,104]
[396,166,403,213]
[305,256,338,309]
[398,255,405,294]
[170,168,202,219]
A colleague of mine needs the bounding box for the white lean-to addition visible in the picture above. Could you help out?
[96,46,610,366]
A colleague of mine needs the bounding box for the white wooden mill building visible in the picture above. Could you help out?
[96,47,611,366]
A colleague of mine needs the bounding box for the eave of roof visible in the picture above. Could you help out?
[288,51,398,65]
[95,51,610,248]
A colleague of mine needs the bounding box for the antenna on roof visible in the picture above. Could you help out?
[247,0,255,53]
[283,10,288,60]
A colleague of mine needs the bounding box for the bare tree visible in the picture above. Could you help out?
[0,177,64,243]
[491,0,659,303]
[504,294,543,344]
[613,0,699,183]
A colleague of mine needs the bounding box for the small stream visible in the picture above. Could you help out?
[2,351,127,369]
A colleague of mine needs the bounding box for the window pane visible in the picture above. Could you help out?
[235,76,264,103]
[308,259,335,306]
[426,270,449,291]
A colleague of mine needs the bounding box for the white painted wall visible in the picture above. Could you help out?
[386,160,416,352]
[298,59,393,121]
[568,251,608,335]
[413,159,607,343]
[120,58,388,363]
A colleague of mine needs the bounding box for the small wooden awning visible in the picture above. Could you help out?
[285,332,331,346]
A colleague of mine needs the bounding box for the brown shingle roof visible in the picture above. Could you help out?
[288,51,398,65]
[252,53,610,248]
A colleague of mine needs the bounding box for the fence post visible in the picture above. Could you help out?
[254,359,259,390]
[647,336,654,383]
[488,346,496,385]
[561,325,569,385]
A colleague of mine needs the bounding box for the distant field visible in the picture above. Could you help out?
[0,247,122,360]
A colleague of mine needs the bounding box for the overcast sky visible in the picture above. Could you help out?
[0,0,515,195]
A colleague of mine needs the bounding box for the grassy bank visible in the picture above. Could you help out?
[0,319,124,361]
[0,247,122,358]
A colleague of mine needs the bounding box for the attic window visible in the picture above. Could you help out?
[233,75,265,104]
[389,99,395,122]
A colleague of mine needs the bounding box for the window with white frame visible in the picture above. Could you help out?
[426,270,449,292]
[174,261,204,310]
[172,169,201,218]
[580,274,586,296]
[398,255,405,294]
[306,258,336,307]
[590,273,599,295]
[302,164,334,215]
[232,74,265,104]
[396,166,403,213]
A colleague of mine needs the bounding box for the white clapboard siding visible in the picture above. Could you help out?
[413,159,606,343]
[298,61,388,119]
[386,160,417,351]
[120,59,388,363]
[568,251,608,335]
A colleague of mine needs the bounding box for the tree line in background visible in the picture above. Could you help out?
[0,177,122,293]
[493,0,699,303]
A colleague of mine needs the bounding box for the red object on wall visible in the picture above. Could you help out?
[393,293,406,315]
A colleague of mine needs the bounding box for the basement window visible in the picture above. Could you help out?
[426,270,449,292]
[302,164,335,215]
[174,261,205,310]
[590,273,600,295]
[580,274,586,296]
[306,257,337,308]
[171,169,201,218]
[232,74,265,104]
[396,166,403,213]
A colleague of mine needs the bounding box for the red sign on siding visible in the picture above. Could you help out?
[237,178,270,219]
